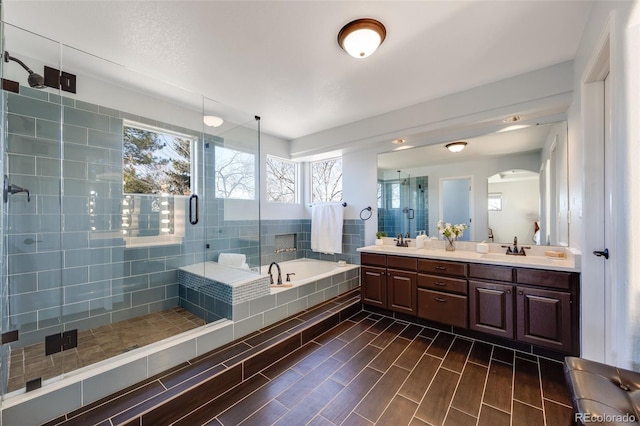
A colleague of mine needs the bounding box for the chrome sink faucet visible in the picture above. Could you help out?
[268,262,282,285]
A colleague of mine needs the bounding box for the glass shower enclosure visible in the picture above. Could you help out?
[0,22,261,398]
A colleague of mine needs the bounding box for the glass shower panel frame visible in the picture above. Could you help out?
[1,23,65,397]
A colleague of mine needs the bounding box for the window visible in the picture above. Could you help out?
[123,121,193,196]
[390,183,400,209]
[122,120,193,245]
[488,193,503,211]
[310,157,342,203]
[215,145,256,200]
[266,155,298,203]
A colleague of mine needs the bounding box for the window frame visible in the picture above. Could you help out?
[265,154,299,204]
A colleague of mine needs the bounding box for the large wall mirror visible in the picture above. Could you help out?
[377,121,569,245]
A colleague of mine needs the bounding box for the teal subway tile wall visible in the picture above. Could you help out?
[5,85,362,351]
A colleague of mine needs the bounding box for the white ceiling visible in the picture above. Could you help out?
[3,1,593,141]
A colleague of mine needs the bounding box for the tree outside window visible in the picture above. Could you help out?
[311,157,342,203]
[215,146,256,200]
[266,155,297,203]
[123,122,192,196]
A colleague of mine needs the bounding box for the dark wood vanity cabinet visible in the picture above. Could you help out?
[360,253,579,355]
[469,280,514,338]
[360,254,417,315]
[361,265,387,307]
[417,260,468,328]
[515,268,576,353]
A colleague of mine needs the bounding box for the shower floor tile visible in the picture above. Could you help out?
[7,307,205,393]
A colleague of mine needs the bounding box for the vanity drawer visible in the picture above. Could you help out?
[361,253,386,267]
[418,259,467,277]
[418,274,467,295]
[417,289,467,328]
[469,263,514,283]
[515,268,573,290]
[387,255,417,271]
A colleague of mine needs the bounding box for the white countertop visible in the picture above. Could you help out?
[357,240,580,272]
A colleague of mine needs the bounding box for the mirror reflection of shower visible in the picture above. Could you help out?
[377,170,428,238]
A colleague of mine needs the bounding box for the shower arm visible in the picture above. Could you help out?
[4,51,36,74]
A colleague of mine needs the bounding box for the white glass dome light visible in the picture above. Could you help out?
[445,141,468,153]
[338,18,386,59]
[203,115,224,127]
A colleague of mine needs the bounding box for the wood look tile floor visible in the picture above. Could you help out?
[168,311,573,426]
[7,307,205,393]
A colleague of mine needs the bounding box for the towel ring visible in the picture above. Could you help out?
[359,206,372,221]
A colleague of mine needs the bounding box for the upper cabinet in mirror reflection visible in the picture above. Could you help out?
[376,121,569,245]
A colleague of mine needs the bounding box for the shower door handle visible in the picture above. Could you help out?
[189,194,199,225]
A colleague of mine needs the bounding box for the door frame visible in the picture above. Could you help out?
[581,14,618,365]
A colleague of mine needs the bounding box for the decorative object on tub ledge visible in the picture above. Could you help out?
[311,203,344,254]
[337,260,347,267]
[359,206,372,221]
[437,220,467,251]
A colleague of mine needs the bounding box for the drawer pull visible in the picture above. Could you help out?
[434,282,446,286]
[435,297,447,302]
[435,266,446,271]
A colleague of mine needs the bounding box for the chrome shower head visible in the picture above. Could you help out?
[4,51,46,89]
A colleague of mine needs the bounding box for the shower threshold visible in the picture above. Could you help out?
[7,307,205,394]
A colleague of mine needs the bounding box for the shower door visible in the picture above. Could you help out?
[1,24,66,396]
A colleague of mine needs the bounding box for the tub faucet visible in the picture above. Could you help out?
[268,262,282,285]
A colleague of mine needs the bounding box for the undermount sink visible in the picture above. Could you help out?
[480,253,556,265]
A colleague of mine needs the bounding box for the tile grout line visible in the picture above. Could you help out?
[441,340,470,425]
[476,344,495,426]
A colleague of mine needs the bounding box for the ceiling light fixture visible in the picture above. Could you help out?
[337,18,386,59]
[392,138,405,145]
[445,141,467,153]
[203,115,224,127]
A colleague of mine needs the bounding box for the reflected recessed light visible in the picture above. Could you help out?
[496,124,531,133]
[503,115,521,123]
[393,145,414,151]
[445,141,467,153]
[392,138,405,145]
[203,115,224,127]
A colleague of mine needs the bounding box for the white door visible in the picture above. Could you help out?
[441,177,472,241]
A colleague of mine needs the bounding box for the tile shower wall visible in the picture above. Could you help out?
[3,86,259,348]
[260,219,364,266]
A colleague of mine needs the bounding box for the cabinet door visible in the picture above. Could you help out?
[516,286,572,353]
[387,269,417,315]
[469,280,514,339]
[361,266,387,308]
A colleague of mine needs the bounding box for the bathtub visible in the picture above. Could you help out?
[262,258,359,289]
[178,258,360,321]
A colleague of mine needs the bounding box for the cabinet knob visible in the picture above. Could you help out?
[435,297,447,303]
[506,290,511,294]
[518,291,523,295]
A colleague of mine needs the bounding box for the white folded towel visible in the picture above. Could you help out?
[218,253,246,268]
[311,203,343,254]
